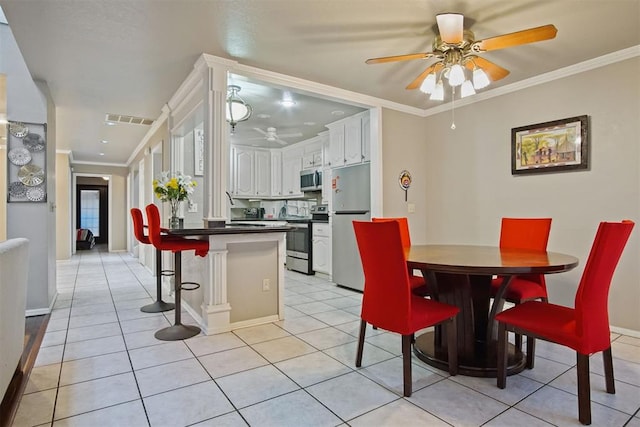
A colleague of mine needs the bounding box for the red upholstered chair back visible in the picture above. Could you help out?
[131,208,150,245]
[500,217,552,286]
[353,220,413,334]
[500,217,551,251]
[574,220,634,353]
[145,204,165,248]
[372,217,411,249]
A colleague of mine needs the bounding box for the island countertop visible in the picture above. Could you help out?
[165,223,292,236]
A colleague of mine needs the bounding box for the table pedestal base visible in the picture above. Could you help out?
[414,331,526,378]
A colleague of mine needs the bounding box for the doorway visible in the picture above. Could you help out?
[76,183,108,244]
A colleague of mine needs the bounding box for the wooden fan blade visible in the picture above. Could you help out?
[436,13,464,44]
[406,62,444,90]
[366,52,434,64]
[465,57,510,81]
[474,24,557,52]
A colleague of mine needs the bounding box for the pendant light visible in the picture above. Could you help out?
[226,85,252,132]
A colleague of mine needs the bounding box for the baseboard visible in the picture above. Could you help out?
[611,325,640,338]
[25,293,57,317]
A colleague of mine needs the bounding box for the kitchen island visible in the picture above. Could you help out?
[165,223,291,334]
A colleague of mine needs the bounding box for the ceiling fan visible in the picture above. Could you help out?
[366,13,557,99]
[250,127,303,145]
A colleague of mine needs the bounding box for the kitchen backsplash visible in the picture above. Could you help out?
[230,199,317,219]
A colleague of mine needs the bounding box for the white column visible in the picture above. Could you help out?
[201,58,231,224]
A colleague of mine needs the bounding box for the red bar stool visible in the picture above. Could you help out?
[146,204,209,340]
[130,208,176,313]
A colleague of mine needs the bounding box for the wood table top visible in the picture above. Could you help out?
[407,244,579,276]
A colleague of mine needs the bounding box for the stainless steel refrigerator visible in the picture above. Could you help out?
[331,163,370,291]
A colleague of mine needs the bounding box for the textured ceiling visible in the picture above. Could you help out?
[0,0,638,164]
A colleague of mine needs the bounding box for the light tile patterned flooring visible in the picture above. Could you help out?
[12,247,640,426]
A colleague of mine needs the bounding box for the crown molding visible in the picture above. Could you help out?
[72,160,128,168]
[126,109,169,166]
[423,45,640,117]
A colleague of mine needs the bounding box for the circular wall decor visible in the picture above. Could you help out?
[9,122,29,138]
[8,181,27,198]
[26,186,46,202]
[8,147,32,166]
[23,133,46,151]
[18,164,45,187]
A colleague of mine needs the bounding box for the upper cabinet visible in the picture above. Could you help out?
[231,147,271,197]
[326,111,370,168]
[282,147,303,197]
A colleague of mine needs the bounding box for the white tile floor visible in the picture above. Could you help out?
[12,247,640,427]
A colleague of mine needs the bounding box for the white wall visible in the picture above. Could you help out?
[382,58,639,331]
[1,22,56,314]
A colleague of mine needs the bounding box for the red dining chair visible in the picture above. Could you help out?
[131,208,176,313]
[496,220,634,425]
[146,204,209,340]
[353,220,459,397]
[371,217,430,296]
[491,217,552,355]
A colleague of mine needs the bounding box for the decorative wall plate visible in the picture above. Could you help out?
[9,122,29,138]
[23,133,46,151]
[8,181,27,198]
[18,164,45,186]
[8,147,32,166]
[26,186,46,202]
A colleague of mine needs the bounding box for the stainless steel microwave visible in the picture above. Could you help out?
[300,169,322,192]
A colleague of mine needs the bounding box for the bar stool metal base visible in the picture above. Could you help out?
[140,300,175,313]
[154,324,200,341]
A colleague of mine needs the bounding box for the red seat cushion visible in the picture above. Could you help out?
[410,295,459,332]
[495,300,581,351]
[491,276,547,302]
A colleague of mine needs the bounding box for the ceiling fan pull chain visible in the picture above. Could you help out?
[450,87,456,130]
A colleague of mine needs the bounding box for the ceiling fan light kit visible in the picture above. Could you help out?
[366,12,557,102]
[226,85,252,132]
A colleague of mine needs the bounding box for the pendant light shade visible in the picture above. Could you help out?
[460,80,476,98]
[226,85,252,132]
[419,73,437,94]
[472,67,490,89]
[430,80,445,101]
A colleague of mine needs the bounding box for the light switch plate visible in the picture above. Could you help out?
[407,203,416,213]
[188,202,198,213]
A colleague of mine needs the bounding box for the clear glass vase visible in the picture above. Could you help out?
[169,216,181,229]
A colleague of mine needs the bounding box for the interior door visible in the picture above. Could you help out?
[76,185,108,244]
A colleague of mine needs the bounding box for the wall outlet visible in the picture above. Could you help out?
[262,278,270,291]
[188,202,198,213]
[407,203,416,213]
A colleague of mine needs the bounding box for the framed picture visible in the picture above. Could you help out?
[6,121,48,202]
[194,128,204,176]
[511,115,589,175]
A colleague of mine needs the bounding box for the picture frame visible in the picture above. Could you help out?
[511,115,589,175]
[6,121,48,202]
[194,128,204,176]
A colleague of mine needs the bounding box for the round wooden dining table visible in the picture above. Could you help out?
[406,244,579,377]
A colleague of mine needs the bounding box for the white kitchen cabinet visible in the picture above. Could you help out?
[302,151,323,169]
[312,222,331,275]
[233,147,255,196]
[231,147,271,197]
[254,150,271,196]
[282,150,303,197]
[327,111,370,168]
[344,117,362,165]
[270,151,283,196]
[361,113,371,163]
[321,167,331,206]
[328,124,345,167]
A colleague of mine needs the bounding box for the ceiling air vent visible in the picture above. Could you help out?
[105,113,154,126]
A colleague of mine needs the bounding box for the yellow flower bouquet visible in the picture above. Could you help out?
[153,171,197,221]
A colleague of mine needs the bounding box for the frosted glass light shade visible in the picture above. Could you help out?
[473,68,490,89]
[460,80,476,98]
[420,73,437,94]
[226,85,252,131]
[448,64,465,86]
[430,80,444,101]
